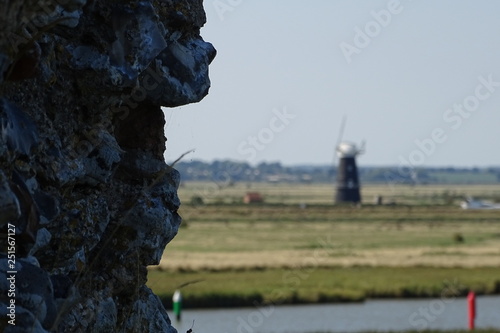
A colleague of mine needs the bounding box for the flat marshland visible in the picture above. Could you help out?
[147,183,500,308]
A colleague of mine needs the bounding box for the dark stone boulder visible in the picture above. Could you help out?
[0,0,214,331]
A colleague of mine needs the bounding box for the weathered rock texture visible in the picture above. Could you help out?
[0,0,215,332]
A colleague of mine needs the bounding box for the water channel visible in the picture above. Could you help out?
[172,295,500,333]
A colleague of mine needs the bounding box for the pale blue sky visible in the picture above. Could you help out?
[163,0,500,167]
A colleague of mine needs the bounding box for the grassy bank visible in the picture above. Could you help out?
[147,266,500,309]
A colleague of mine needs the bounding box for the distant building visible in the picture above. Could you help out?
[243,192,264,204]
[335,142,363,204]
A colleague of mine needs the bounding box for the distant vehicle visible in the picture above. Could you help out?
[243,192,264,204]
[460,197,500,210]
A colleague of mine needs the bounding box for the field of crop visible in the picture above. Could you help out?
[147,182,500,308]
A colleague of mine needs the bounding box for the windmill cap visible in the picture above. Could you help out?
[337,142,362,157]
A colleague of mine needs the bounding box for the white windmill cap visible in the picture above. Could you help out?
[337,142,360,158]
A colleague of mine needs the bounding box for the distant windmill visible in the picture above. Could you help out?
[333,117,365,204]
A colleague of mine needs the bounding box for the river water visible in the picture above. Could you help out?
[172,295,500,333]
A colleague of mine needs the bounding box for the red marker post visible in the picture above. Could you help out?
[467,291,476,330]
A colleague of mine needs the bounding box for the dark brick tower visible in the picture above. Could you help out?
[335,142,363,203]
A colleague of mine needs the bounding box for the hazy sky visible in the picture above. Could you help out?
[163,0,500,167]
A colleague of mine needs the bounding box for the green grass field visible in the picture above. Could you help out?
[147,183,500,308]
[148,266,500,308]
[161,203,500,270]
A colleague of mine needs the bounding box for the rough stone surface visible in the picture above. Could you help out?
[0,0,214,331]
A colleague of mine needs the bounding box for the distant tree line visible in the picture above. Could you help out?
[173,160,500,185]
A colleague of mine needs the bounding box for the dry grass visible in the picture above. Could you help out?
[160,246,500,271]
[157,203,500,271]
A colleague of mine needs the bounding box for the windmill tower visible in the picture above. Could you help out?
[334,117,364,204]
